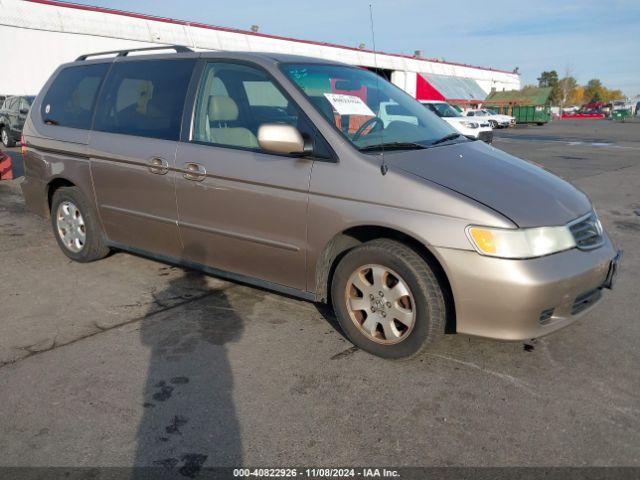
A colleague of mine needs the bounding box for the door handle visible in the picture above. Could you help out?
[183,162,207,182]
[148,157,169,175]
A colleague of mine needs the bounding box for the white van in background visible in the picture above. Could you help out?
[420,101,493,143]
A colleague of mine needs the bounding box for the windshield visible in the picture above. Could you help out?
[424,102,462,118]
[281,64,458,151]
[484,109,497,115]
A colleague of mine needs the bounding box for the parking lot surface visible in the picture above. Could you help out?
[1,120,639,468]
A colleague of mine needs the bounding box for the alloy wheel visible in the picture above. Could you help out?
[345,264,416,344]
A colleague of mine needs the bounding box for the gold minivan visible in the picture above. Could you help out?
[21,47,621,358]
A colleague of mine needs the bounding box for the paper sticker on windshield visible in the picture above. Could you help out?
[323,93,375,116]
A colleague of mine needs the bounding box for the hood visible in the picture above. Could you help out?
[390,141,591,228]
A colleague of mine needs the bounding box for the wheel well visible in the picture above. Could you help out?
[47,178,76,211]
[317,225,456,333]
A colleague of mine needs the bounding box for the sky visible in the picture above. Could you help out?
[88,0,640,96]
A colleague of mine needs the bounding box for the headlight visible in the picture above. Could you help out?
[466,225,576,259]
[460,121,479,129]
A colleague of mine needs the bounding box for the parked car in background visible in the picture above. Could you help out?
[1,95,35,147]
[420,100,493,143]
[21,48,620,359]
[486,108,517,127]
[466,108,515,128]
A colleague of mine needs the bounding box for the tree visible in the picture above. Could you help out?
[570,86,585,105]
[558,76,578,109]
[603,89,624,102]
[585,79,605,103]
[537,70,559,88]
[538,70,561,105]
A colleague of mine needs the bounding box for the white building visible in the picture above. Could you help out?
[0,0,521,97]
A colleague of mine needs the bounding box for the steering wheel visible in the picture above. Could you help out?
[352,117,384,141]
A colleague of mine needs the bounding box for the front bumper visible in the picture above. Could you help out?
[435,237,618,340]
[464,128,493,143]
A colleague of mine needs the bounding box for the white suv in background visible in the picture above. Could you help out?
[466,108,515,128]
[420,101,493,143]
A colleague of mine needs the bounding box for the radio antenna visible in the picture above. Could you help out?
[369,4,388,175]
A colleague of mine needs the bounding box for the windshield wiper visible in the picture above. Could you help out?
[430,133,463,146]
[358,141,426,152]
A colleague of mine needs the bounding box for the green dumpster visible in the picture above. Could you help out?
[484,87,552,125]
[610,109,631,121]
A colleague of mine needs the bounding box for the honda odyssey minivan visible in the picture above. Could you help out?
[21,47,621,358]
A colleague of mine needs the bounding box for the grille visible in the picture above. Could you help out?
[571,288,602,315]
[569,212,603,250]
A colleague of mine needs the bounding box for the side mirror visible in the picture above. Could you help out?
[257,124,310,155]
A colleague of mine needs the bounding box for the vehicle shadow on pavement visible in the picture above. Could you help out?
[134,258,244,476]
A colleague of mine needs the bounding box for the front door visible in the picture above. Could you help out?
[89,58,196,258]
[174,61,316,290]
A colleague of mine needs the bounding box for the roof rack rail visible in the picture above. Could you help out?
[76,45,193,61]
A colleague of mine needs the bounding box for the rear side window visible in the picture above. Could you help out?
[41,64,109,129]
[94,60,195,141]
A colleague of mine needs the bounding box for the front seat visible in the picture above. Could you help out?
[206,95,258,148]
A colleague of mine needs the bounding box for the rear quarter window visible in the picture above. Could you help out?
[93,59,195,141]
[41,63,109,129]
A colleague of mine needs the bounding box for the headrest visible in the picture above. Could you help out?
[208,96,239,122]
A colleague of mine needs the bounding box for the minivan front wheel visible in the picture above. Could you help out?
[51,187,109,262]
[1,126,15,147]
[331,239,446,359]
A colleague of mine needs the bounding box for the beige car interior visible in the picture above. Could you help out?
[203,95,258,148]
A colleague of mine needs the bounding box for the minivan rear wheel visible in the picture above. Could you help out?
[1,126,15,147]
[331,239,446,359]
[51,186,110,262]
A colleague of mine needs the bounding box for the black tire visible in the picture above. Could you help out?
[1,126,15,147]
[50,186,110,262]
[331,239,446,359]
